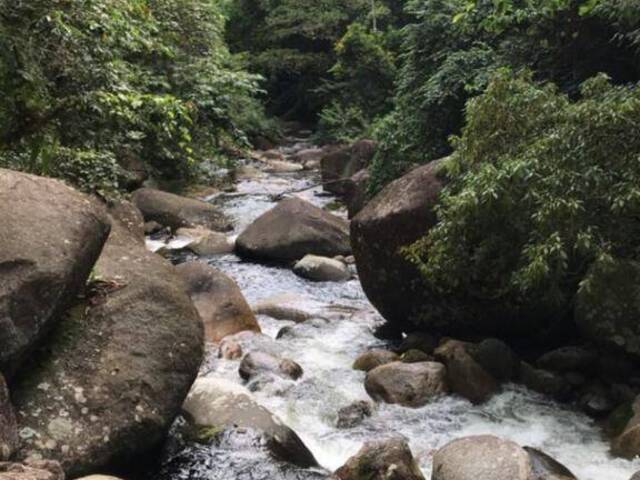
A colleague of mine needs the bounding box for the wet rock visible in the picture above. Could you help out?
[353,349,399,372]
[176,261,260,343]
[468,338,520,382]
[175,227,234,256]
[218,338,243,360]
[575,259,640,356]
[12,216,204,477]
[336,401,373,429]
[293,255,351,282]
[579,382,615,417]
[182,377,317,468]
[432,435,532,480]
[631,473,640,480]
[131,187,232,232]
[239,352,304,381]
[0,460,64,480]
[536,346,597,373]
[252,293,318,323]
[333,438,424,480]
[434,340,498,404]
[321,140,376,196]
[397,333,438,355]
[401,350,433,364]
[524,447,577,479]
[344,169,370,219]
[0,169,110,378]
[365,361,448,408]
[612,395,640,459]
[237,197,351,263]
[107,200,144,242]
[518,363,570,400]
[351,160,568,340]
[0,375,17,461]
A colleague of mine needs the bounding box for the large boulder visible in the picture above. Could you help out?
[351,160,564,339]
[131,187,232,232]
[321,140,376,195]
[236,197,351,263]
[0,460,64,480]
[575,259,640,356]
[12,216,204,477]
[0,375,17,461]
[434,340,499,404]
[364,361,447,408]
[175,262,260,343]
[432,436,575,480]
[0,170,110,378]
[182,377,317,468]
[293,255,351,282]
[333,438,425,480]
[432,436,531,480]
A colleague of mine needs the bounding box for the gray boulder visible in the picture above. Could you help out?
[0,374,17,461]
[0,170,110,378]
[434,340,498,404]
[176,262,260,343]
[293,255,351,282]
[365,361,447,408]
[131,187,232,232]
[239,352,303,381]
[336,401,373,429]
[182,377,317,468]
[12,216,204,477]
[237,197,350,263]
[333,438,425,480]
[432,435,532,480]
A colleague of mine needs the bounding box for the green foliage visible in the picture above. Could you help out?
[368,0,640,194]
[316,23,397,143]
[405,71,640,309]
[0,0,267,195]
[226,0,405,119]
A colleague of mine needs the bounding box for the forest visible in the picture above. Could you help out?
[1,1,640,480]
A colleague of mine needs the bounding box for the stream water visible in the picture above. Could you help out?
[152,134,640,480]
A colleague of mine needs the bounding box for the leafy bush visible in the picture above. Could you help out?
[405,71,640,310]
[0,0,266,194]
[368,0,640,194]
[315,23,397,143]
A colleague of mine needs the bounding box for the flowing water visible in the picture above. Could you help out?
[152,134,640,480]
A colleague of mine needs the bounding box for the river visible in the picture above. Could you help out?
[150,133,640,480]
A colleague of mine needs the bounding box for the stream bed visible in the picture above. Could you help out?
[151,134,640,480]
